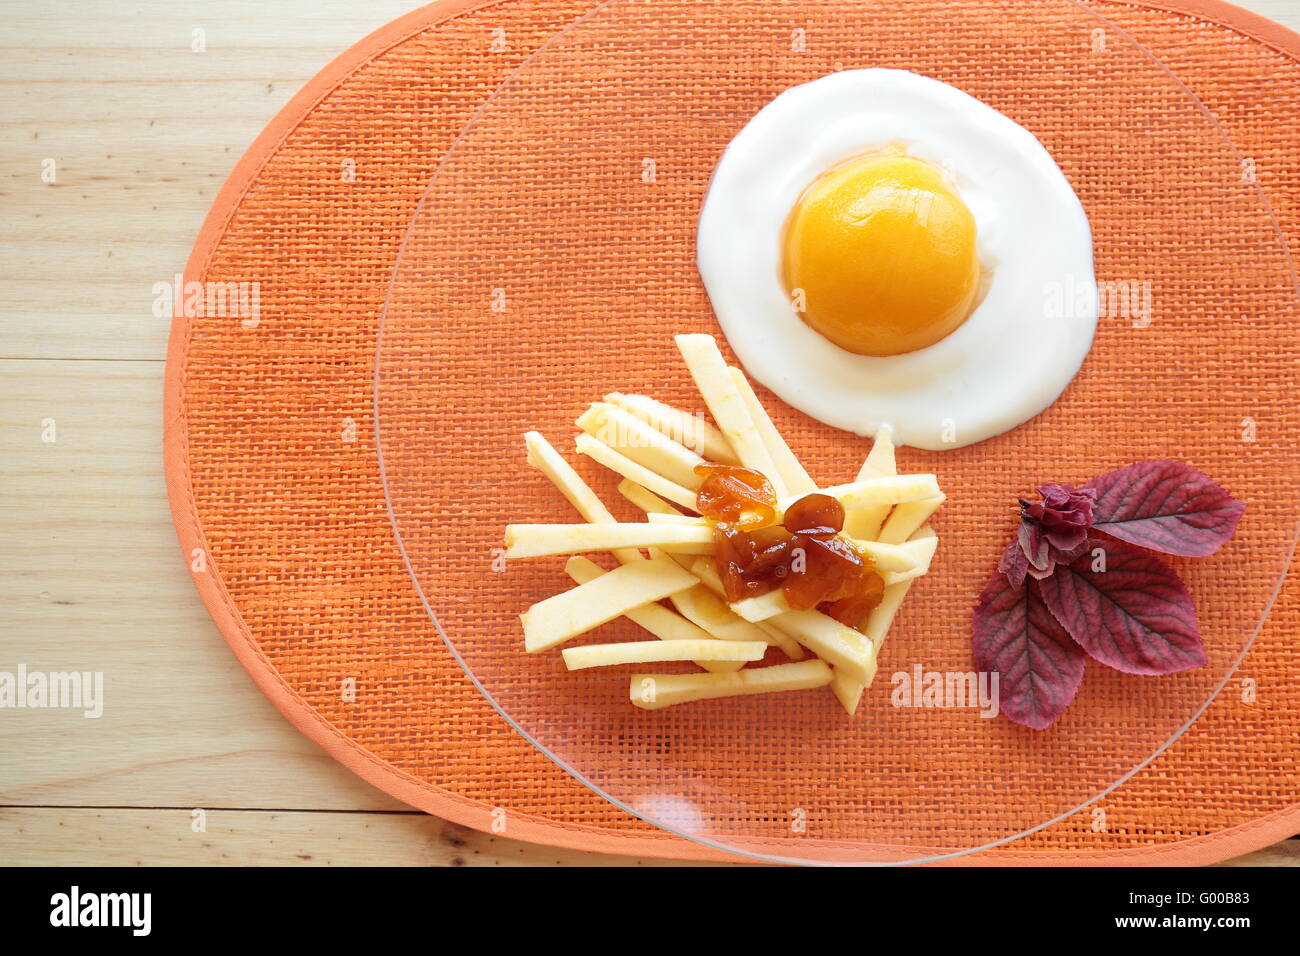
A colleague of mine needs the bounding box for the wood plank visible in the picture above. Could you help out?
[1216,837,1300,867]
[0,359,405,811]
[0,0,421,361]
[0,807,731,867]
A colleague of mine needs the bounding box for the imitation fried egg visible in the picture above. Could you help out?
[696,69,1097,450]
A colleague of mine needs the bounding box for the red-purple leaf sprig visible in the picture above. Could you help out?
[1086,459,1245,557]
[1036,539,1206,676]
[1000,483,1096,588]
[973,573,1086,730]
[973,460,1243,729]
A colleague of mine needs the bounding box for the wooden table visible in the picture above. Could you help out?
[2,0,1297,867]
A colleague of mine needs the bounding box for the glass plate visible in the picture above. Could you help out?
[376,0,1299,864]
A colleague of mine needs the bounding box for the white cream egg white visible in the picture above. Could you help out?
[696,68,1097,450]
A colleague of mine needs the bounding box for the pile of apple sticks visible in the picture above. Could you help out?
[503,333,945,713]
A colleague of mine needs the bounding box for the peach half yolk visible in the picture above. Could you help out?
[782,153,981,357]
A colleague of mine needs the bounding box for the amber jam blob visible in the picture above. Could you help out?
[695,465,884,625]
[694,464,778,532]
[782,492,845,538]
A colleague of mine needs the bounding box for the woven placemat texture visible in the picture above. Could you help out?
[174,0,1300,861]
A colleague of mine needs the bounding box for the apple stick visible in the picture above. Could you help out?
[728,366,818,496]
[576,403,706,490]
[856,424,896,481]
[562,639,766,671]
[574,433,697,510]
[565,556,742,673]
[881,533,939,585]
[522,557,699,652]
[864,581,914,647]
[643,515,921,572]
[877,495,945,545]
[845,425,897,541]
[830,525,932,713]
[663,578,777,646]
[675,334,787,496]
[524,431,643,564]
[525,437,736,669]
[642,551,778,650]
[728,589,794,623]
[760,610,877,686]
[830,578,915,715]
[504,522,713,559]
[754,620,806,661]
[604,392,738,465]
[798,473,941,512]
[630,660,833,711]
[643,512,702,525]
[630,469,937,525]
[617,479,684,516]
[829,668,868,716]
[687,556,805,661]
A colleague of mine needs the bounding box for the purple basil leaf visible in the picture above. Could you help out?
[1085,460,1245,557]
[1037,538,1206,675]
[998,538,1029,590]
[1054,538,1091,566]
[973,572,1087,730]
[1018,520,1049,571]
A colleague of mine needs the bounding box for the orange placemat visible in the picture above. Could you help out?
[165,0,1300,864]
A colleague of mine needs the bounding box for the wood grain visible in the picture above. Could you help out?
[0,807,728,867]
[1,0,1297,867]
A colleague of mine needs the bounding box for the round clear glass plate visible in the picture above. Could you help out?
[376,0,1299,864]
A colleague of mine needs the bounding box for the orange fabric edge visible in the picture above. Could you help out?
[162,0,1300,865]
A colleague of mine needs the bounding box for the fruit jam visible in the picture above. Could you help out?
[694,465,884,626]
